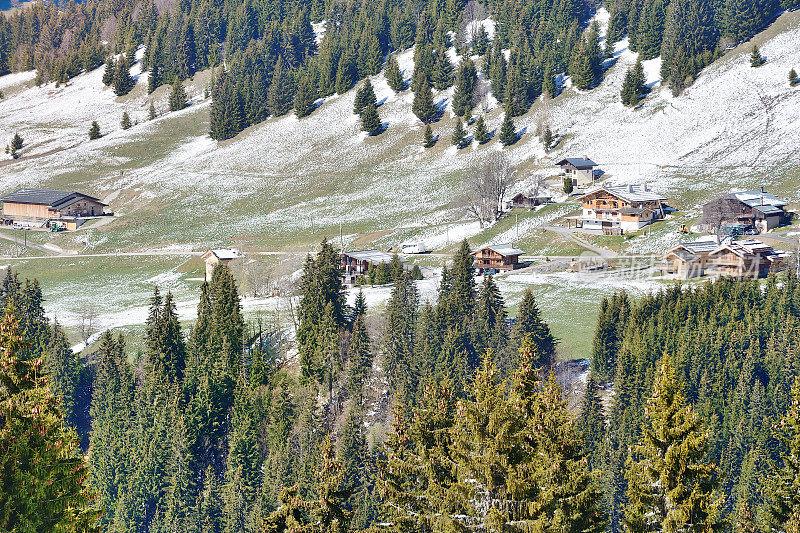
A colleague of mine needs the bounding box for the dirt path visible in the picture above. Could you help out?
[543,225,620,259]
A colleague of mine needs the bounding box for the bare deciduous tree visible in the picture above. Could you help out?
[462,153,516,227]
[78,301,98,345]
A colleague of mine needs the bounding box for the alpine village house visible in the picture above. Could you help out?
[557,157,599,188]
[698,189,790,233]
[1,189,107,230]
[663,239,786,279]
[473,244,525,275]
[577,185,668,235]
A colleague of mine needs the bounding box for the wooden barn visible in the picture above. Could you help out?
[663,239,786,279]
[473,244,525,274]
[698,189,789,233]
[508,192,553,210]
[1,189,107,225]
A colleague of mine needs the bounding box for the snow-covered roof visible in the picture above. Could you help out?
[730,190,787,208]
[204,249,241,261]
[679,241,718,254]
[342,249,396,264]
[479,243,524,257]
[580,185,667,203]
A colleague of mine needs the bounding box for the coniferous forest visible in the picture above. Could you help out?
[1,0,798,140]
[2,239,800,532]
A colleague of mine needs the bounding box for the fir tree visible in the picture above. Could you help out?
[623,356,725,532]
[209,71,244,141]
[451,118,467,148]
[621,58,648,107]
[347,315,372,399]
[121,111,132,130]
[102,57,115,86]
[294,73,316,118]
[412,77,436,124]
[168,77,188,111]
[88,121,101,140]
[149,103,156,120]
[542,124,554,151]
[512,290,556,369]
[0,313,100,531]
[385,54,405,92]
[577,375,605,467]
[452,58,477,117]
[422,124,436,148]
[790,68,799,86]
[353,79,377,116]
[268,58,295,117]
[383,271,419,395]
[498,112,517,146]
[112,59,135,96]
[765,377,800,532]
[360,103,382,135]
[473,116,489,144]
[10,132,22,158]
[335,51,357,95]
[750,45,766,67]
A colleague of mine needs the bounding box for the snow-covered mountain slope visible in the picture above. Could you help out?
[1,9,799,253]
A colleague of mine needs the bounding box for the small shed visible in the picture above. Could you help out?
[202,249,242,282]
[556,157,598,188]
[509,192,553,210]
[473,243,525,274]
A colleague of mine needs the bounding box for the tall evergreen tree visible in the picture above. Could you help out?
[765,377,800,532]
[623,356,725,532]
[422,124,436,148]
[473,115,489,144]
[412,77,436,124]
[360,103,382,135]
[498,112,518,146]
[385,54,405,92]
[451,118,467,148]
[353,79,377,116]
[451,58,477,117]
[169,77,188,111]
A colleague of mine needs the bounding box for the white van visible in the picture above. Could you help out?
[401,242,427,254]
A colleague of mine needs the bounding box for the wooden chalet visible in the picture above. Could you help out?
[202,249,242,282]
[508,192,553,210]
[1,189,107,228]
[663,239,786,279]
[577,185,667,235]
[699,189,789,233]
[556,157,598,188]
[340,249,397,285]
[473,243,525,274]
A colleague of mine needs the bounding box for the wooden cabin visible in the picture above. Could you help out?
[1,189,107,226]
[473,244,525,274]
[578,185,667,235]
[508,192,553,210]
[661,241,718,279]
[340,249,396,285]
[699,189,789,233]
[556,157,598,188]
[202,249,242,282]
[705,240,786,279]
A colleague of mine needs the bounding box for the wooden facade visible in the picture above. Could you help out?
[473,244,524,274]
[663,239,785,280]
[1,189,107,225]
[578,186,667,235]
[699,190,788,233]
[340,250,396,285]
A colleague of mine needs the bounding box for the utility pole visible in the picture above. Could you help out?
[339,221,343,250]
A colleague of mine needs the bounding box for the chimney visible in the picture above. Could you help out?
[761,186,765,206]
[583,155,589,161]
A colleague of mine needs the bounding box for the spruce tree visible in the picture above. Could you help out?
[268,58,294,117]
[790,69,799,86]
[346,315,372,399]
[112,60,135,96]
[353,79,377,116]
[360,103,382,135]
[750,45,765,67]
[542,124,554,151]
[498,112,517,146]
[473,116,489,144]
[385,54,405,92]
[512,290,556,369]
[412,77,436,124]
[765,377,800,532]
[121,111,132,130]
[451,118,467,148]
[577,375,605,466]
[294,73,316,118]
[10,133,22,158]
[102,57,115,86]
[422,124,436,148]
[623,356,725,532]
[88,121,101,140]
[452,58,477,117]
[168,77,188,111]
[383,270,419,394]
[149,102,156,120]
[0,313,100,531]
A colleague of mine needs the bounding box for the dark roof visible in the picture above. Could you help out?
[0,189,106,208]
[556,157,597,169]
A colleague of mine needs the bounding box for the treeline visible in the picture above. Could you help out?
[590,276,800,530]
[606,0,800,95]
